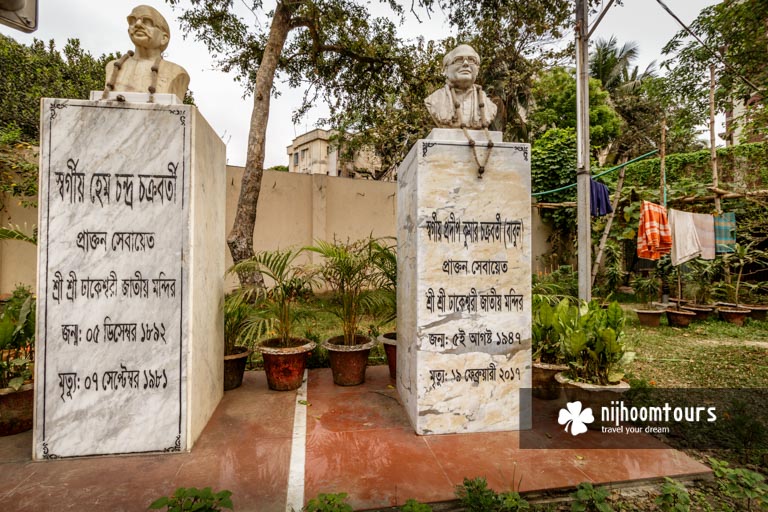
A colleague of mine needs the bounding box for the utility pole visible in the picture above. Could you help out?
[575,0,591,302]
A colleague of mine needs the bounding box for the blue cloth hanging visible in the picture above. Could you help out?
[590,178,613,217]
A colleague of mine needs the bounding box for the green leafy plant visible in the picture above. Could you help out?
[370,238,397,325]
[148,486,233,511]
[532,296,575,364]
[0,284,35,390]
[303,492,353,512]
[306,238,386,346]
[400,498,433,512]
[455,477,530,512]
[709,457,768,511]
[655,477,691,512]
[570,482,613,512]
[630,274,659,309]
[560,301,634,385]
[228,248,316,348]
[722,243,767,306]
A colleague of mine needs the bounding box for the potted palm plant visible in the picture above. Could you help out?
[229,249,317,391]
[718,243,756,325]
[631,274,663,327]
[555,301,634,429]
[307,238,382,386]
[0,285,35,436]
[222,292,255,391]
[371,239,397,379]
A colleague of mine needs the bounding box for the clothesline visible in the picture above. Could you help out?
[531,149,659,198]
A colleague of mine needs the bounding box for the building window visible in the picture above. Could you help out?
[293,152,298,166]
[301,149,308,160]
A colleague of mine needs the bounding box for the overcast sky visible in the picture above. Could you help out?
[0,0,719,168]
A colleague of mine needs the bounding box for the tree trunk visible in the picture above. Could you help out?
[227,1,293,288]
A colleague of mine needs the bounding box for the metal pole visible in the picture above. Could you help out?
[576,0,591,302]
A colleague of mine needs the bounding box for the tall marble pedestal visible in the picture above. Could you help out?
[34,98,226,459]
[396,129,532,435]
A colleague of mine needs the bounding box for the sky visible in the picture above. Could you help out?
[0,0,720,168]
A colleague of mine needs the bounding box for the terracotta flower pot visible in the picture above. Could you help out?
[745,305,768,322]
[0,383,33,436]
[325,335,376,386]
[259,338,316,391]
[665,308,696,328]
[719,307,751,326]
[532,362,568,400]
[555,373,630,430]
[681,305,714,322]
[377,332,397,379]
[634,309,663,327]
[223,346,251,391]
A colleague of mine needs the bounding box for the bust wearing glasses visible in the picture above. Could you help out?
[104,5,189,100]
[424,44,497,129]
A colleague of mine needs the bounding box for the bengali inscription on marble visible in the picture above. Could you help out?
[35,100,190,458]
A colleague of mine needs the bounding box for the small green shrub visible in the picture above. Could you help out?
[400,498,432,511]
[304,492,353,512]
[709,457,768,511]
[148,487,233,511]
[455,477,530,511]
[570,482,613,512]
[655,477,691,512]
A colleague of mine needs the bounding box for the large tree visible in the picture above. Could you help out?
[662,0,768,142]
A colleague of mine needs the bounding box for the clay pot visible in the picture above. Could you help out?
[223,346,251,391]
[665,308,696,328]
[377,332,397,379]
[634,309,664,327]
[532,362,568,400]
[681,305,714,321]
[259,338,316,391]
[719,308,751,326]
[325,335,376,386]
[555,373,630,430]
[745,305,768,322]
[0,383,33,436]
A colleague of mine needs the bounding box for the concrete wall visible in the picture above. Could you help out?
[2,166,552,295]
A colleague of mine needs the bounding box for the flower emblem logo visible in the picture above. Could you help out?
[558,401,594,436]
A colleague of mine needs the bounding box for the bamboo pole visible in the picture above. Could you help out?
[710,64,721,214]
[591,167,626,287]
[660,115,667,207]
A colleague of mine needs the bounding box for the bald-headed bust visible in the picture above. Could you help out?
[424,44,497,129]
[104,5,189,100]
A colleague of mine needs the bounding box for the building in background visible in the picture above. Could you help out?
[286,128,385,179]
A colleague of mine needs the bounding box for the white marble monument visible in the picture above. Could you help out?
[34,97,225,459]
[396,129,532,435]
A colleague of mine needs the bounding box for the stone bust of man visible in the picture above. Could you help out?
[104,5,189,100]
[424,44,497,130]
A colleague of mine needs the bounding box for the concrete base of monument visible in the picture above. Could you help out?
[396,129,533,435]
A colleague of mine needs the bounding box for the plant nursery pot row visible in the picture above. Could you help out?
[325,335,377,386]
[681,305,715,321]
[259,338,316,391]
[718,307,751,326]
[634,309,664,327]
[665,308,696,328]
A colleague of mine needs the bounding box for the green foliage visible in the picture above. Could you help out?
[709,458,768,511]
[532,296,574,364]
[454,477,530,512]
[371,238,397,324]
[0,35,113,142]
[655,478,691,512]
[0,284,35,390]
[148,487,233,511]
[228,248,317,348]
[306,238,386,345]
[630,274,659,309]
[303,492,353,512]
[570,482,613,512]
[0,224,37,245]
[560,301,632,386]
[400,498,432,512]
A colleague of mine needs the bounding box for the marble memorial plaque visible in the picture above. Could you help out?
[34,99,220,459]
[397,129,532,435]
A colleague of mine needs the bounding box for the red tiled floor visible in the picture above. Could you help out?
[1,366,712,511]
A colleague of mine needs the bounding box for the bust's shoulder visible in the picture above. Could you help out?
[424,86,449,105]
[161,60,189,78]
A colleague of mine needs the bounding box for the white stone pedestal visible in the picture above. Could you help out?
[33,98,226,459]
[396,129,532,435]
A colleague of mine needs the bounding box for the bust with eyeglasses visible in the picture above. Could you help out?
[104,5,189,100]
[424,44,497,129]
